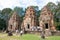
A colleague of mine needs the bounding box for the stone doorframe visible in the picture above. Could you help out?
[44,22,50,30]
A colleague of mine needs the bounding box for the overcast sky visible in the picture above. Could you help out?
[0,0,60,10]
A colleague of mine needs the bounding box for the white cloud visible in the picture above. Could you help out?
[19,0,38,8]
[0,0,60,10]
[0,0,20,9]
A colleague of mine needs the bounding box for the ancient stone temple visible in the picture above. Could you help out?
[39,6,56,36]
[21,6,37,31]
[8,12,21,32]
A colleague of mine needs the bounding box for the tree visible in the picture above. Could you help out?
[1,8,12,30]
[56,2,60,20]
[55,2,60,30]
[1,8,12,20]
[0,18,6,30]
[14,7,24,16]
[0,10,2,18]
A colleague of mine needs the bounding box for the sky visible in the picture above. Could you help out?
[0,0,60,10]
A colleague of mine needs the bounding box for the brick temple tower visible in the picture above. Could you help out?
[21,6,37,31]
[39,6,56,36]
[8,12,21,32]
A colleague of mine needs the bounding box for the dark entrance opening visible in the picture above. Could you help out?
[27,24,30,29]
[45,23,48,29]
[10,25,12,29]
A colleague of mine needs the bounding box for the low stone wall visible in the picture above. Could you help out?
[24,31,41,35]
[25,30,60,36]
[53,31,60,36]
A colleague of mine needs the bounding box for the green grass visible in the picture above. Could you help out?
[0,33,60,40]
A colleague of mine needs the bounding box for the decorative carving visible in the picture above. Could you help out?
[21,6,37,31]
[39,6,55,36]
[8,12,21,32]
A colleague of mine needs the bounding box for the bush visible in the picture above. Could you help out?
[54,21,60,30]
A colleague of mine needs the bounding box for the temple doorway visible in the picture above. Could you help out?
[45,23,48,29]
[27,24,30,29]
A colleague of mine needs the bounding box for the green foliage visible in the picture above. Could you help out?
[14,6,24,16]
[1,8,12,20]
[0,8,12,30]
[2,8,12,15]
[0,18,6,30]
[54,22,60,30]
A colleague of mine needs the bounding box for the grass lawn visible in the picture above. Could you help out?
[0,33,60,40]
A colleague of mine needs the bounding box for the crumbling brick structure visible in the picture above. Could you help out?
[21,6,37,31]
[8,12,21,32]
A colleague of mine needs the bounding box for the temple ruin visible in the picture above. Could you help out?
[7,6,56,35]
[21,6,37,31]
[39,6,56,36]
[8,12,21,32]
